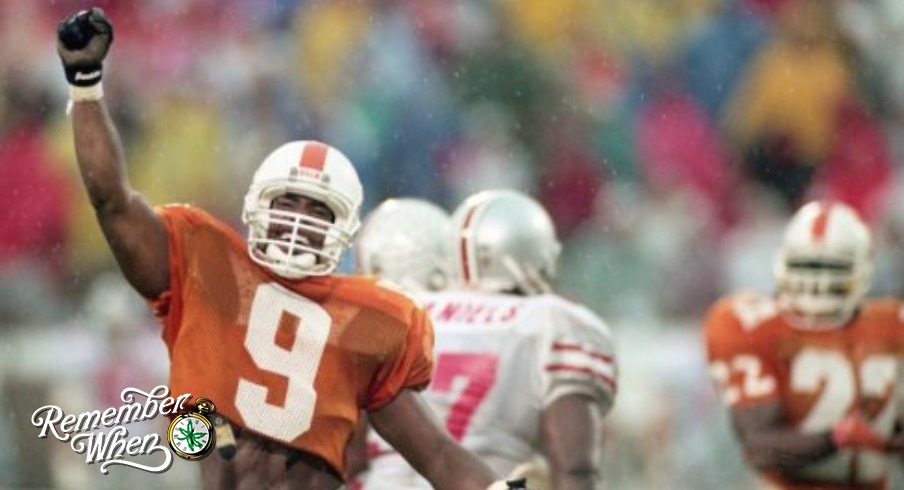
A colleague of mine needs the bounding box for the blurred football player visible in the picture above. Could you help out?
[704,200,904,489]
[345,197,455,485]
[358,190,618,490]
[56,7,526,490]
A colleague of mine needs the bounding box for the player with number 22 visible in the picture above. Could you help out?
[704,201,904,490]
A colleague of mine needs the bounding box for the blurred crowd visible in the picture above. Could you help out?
[5,0,904,322]
[3,0,904,488]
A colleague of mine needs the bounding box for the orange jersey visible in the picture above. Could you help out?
[149,205,433,475]
[703,292,904,489]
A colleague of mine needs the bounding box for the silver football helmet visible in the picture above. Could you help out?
[242,140,363,278]
[355,198,454,291]
[774,200,873,329]
[451,189,561,295]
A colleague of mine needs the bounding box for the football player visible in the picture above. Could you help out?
[346,197,456,486]
[56,7,525,490]
[704,200,904,489]
[357,190,618,490]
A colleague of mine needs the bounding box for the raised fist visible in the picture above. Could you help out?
[57,7,114,87]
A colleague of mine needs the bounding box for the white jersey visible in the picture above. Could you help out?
[362,290,618,490]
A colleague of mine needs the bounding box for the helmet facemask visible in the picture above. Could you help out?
[775,255,871,329]
[773,201,873,330]
[244,193,354,279]
[241,141,363,279]
[500,254,556,296]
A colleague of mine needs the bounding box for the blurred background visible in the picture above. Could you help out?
[3,0,904,488]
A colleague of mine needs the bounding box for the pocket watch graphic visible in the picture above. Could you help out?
[168,397,216,460]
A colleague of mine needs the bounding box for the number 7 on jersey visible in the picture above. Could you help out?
[430,353,499,440]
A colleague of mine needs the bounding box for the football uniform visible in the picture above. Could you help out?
[149,205,433,476]
[704,291,904,489]
[363,290,618,489]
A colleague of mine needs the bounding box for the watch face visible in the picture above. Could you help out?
[168,413,214,460]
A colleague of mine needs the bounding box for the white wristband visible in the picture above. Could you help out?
[486,481,508,490]
[69,83,104,102]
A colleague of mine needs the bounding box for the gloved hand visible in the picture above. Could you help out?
[487,479,530,490]
[57,7,114,87]
[508,458,551,490]
[831,411,887,451]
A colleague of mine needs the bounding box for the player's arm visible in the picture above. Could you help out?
[344,412,371,481]
[58,8,169,299]
[711,357,884,472]
[706,337,837,473]
[368,389,505,490]
[538,301,617,489]
[730,401,836,473]
[540,393,602,490]
[704,297,886,474]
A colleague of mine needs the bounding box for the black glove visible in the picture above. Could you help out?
[488,478,531,490]
[57,7,114,87]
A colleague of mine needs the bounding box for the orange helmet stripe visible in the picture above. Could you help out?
[299,141,329,171]
[811,202,834,242]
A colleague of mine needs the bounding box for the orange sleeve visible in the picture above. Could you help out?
[703,297,745,363]
[146,205,202,349]
[365,306,435,411]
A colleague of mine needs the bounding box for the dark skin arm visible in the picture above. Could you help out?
[344,412,371,481]
[368,389,499,490]
[730,401,836,474]
[71,100,169,298]
[540,393,603,490]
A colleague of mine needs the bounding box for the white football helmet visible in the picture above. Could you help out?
[452,189,561,295]
[774,200,873,329]
[242,140,363,278]
[355,198,454,291]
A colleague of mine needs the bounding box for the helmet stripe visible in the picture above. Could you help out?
[458,201,485,284]
[299,141,329,171]
[811,202,834,242]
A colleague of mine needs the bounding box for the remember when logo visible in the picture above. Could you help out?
[30,385,205,474]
